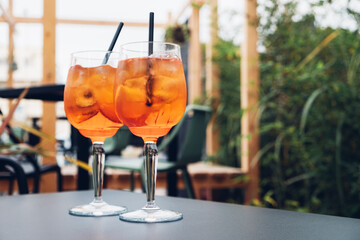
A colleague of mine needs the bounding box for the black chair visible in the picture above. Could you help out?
[0,115,62,193]
[0,156,29,194]
[105,104,212,198]
[19,154,62,193]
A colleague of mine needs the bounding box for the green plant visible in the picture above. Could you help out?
[211,39,241,167]
[212,0,360,218]
[258,2,360,217]
[165,24,189,45]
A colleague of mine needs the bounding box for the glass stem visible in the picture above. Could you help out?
[92,142,105,202]
[144,141,158,209]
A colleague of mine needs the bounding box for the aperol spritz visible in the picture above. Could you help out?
[114,42,187,222]
[64,51,126,216]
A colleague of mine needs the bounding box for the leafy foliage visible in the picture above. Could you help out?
[165,24,190,45]
[212,40,241,167]
[214,0,360,217]
[258,3,360,217]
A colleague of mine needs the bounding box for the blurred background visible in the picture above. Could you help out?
[0,0,240,149]
[1,0,360,219]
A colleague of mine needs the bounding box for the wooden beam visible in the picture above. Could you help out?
[0,16,166,28]
[241,0,260,204]
[0,16,42,23]
[188,3,202,103]
[0,1,15,27]
[172,0,191,24]
[41,0,57,192]
[205,0,220,157]
[57,19,166,28]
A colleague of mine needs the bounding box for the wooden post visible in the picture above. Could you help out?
[188,1,202,103]
[41,0,57,192]
[7,0,14,89]
[6,0,14,111]
[167,12,172,25]
[205,0,220,157]
[241,0,260,204]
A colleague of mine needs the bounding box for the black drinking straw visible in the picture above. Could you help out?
[148,12,154,55]
[102,21,124,64]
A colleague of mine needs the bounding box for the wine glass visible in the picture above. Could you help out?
[64,50,127,216]
[114,41,187,223]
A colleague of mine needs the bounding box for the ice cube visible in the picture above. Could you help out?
[91,65,115,86]
[75,88,97,108]
[149,52,177,59]
[152,57,183,78]
[64,86,99,124]
[88,65,121,123]
[115,76,149,120]
[118,58,148,79]
[67,65,86,86]
[71,107,99,124]
[151,75,182,104]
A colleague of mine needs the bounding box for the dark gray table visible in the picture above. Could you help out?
[0,190,359,240]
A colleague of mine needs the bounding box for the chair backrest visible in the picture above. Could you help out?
[158,104,212,165]
[104,126,131,156]
[0,156,29,194]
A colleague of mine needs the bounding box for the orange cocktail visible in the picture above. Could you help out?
[65,64,123,143]
[114,57,187,142]
[114,42,186,223]
[64,51,126,217]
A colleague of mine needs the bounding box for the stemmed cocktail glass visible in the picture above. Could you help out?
[114,41,187,222]
[64,51,127,216]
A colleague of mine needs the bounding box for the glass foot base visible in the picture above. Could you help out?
[119,207,183,223]
[69,200,127,217]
